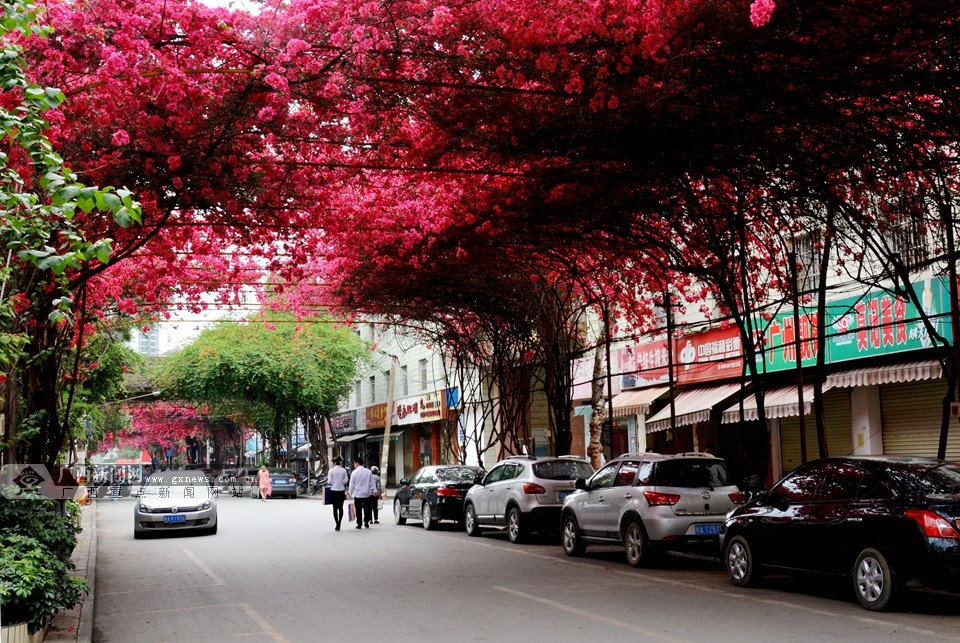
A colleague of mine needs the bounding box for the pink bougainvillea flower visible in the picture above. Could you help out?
[750,0,776,26]
[111,129,130,146]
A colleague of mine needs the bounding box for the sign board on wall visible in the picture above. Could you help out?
[756,277,952,373]
[674,326,745,385]
[395,392,447,426]
[619,339,670,389]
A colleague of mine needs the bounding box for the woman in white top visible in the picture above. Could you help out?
[327,456,349,531]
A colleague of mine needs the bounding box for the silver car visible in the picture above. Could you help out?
[560,452,745,566]
[134,470,218,538]
[464,455,595,543]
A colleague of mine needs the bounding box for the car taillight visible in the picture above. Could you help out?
[905,509,960,539]
[728,491,748,505]
[643,491,681,507]
[522,483,547,495]
[436,487,461,497]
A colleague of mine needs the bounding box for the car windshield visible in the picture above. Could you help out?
[437,467,481,482]
[533,460,595,481]
[655,459,730,488]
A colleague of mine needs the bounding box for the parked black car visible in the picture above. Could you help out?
[394,465,484,530]
[721,455,960,611]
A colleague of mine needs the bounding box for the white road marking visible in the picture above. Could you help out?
[493,585,690,642]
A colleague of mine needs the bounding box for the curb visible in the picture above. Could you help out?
[77,504,95,643]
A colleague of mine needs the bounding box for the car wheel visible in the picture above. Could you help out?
[623,521,650,567]
[854,548,896,611]
[561,514,586,556]
[464,504,482,537]
[206,523,218,536]
[134,530,146,540]
[393,500,406,525]
[725,535,759,587]
[507,506,526,543]
[422,502,435,530]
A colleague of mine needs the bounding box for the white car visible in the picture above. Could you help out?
[134,470,218,539]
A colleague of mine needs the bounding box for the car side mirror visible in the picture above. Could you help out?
[747,489,767,504]
[399,479,408,486]
[575,478,587,491]
[474,473,484,485]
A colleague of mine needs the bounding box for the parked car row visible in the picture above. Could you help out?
[395,452,960,612]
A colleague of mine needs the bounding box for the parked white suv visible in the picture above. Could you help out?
[560,452,746,566]
[463,455,595,543]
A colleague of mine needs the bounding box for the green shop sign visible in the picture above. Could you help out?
[756,277,952,373]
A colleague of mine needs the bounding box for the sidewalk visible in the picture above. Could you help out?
[44,502,96,643]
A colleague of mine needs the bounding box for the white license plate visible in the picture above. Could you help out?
[694,523,721,536]
[163,514,187,523]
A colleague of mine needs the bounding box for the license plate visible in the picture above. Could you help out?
[694,523,721,536]
[163,514,187,523]
[559,490,572,500]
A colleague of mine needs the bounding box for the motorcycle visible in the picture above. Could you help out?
[297,472,327,495]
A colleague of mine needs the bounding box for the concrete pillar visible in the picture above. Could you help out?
[850,386,883,455]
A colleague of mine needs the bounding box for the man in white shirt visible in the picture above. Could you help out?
[347,457,374,529]
[327,456,349,531]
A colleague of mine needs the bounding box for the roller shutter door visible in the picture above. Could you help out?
[779,388,851,475]
[881,379,960,459]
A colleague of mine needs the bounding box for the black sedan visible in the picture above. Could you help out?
[721,455,960,611]
[394,465,484,530]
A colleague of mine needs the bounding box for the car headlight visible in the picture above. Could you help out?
[139,503,153,513]
[198,501,211,510]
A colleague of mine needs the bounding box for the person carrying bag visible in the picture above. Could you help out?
[370,466,383,524]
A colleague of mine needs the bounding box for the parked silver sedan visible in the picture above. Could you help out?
[560,452,745,565]
[134,470,218,538]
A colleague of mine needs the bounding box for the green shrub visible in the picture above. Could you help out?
[0,533,87,633]
[0,493,80,561]
[0,494,87,633]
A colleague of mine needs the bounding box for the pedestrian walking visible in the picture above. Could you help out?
[370,466,382,524]
[347,457,373,529]
[327,456,348,531]
[256,465,271,502]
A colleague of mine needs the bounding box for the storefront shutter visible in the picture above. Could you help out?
[881,379,960,459]
[779,387,851,476]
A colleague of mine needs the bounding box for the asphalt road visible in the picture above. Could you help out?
[93,494,960,642]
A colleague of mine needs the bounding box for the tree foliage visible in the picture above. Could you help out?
[156,312,369,464]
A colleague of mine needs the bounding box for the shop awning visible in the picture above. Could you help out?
[720,385,825,424]
[365,427,407,442]
[335,432,370,444]
[646,384,743,433]
[825,359,942,388]
[611,387,669,417]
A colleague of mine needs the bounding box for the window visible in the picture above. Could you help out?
[419,358,428,391]
[354,380,361,405]
[533,460,595,481]
[636,461,654,486]
[769,463,822,502]
[794,235,822,295]
[483,466,506,485]
[654,459,730,488]
[401,365,409,397]
[368,376,376,403]
[820,463,864,501]
[614,461,640,487]
[589,462,618,490]
[890,214,931,268]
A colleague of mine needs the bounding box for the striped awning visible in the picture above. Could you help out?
[646,384,742,433]
[611,386,669,417]
[721,385,824,424]
[825,360,942,388]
